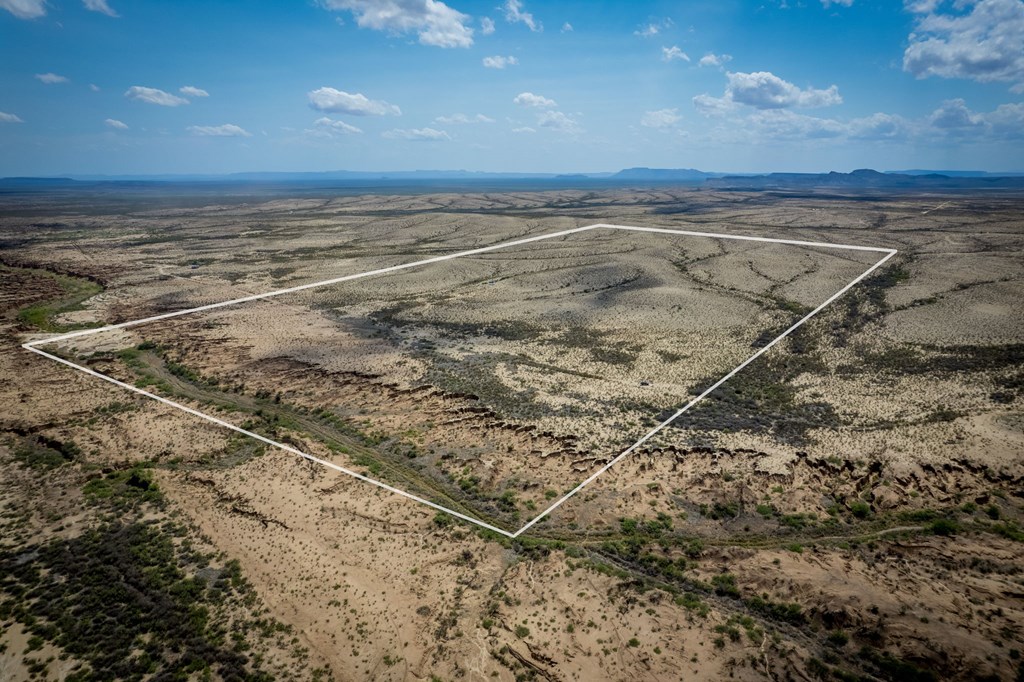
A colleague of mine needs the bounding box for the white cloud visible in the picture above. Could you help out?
[104,118,128,130]
[0,111,24,123]
[382,127,451,140]
[187,123,252,137]
[699,52,732,68]
[848,112,913,140]
[322,0,473,48]
[0,0,46,19]
[746,110,846,139]
[434,113,494,124]
[692,93,736,117]
[904,0,1024,91]
[480,16,495,34]
[703,95,1023,145]
[724,71,842,109]
[513,91,556,108]
[512,126,535,133]
[692,88,1020,146]
[925,99,1024,138]
[312,116,363,134]
[661,46,689,62]
[35,72,69,85]
[929,97,986,130]
[987,101,1024,136]
[125,86,189,106]
[89,83,100,92]
[503,0,541,31]
[483,55,518,69]
[561,21,573,32]
[634,18,672,37]
[537,110,581,133]
[83,0,118,17]
[179,86,209,98]
[821,0,853,7]
[641,108,681,128]
[308,87,401,116]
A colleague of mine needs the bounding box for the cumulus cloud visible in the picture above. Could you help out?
[561,22,573,32]
[641,108,681,128]
[692,93,737,117]
[0,111,24,123]
[483,55,518,69]
[312,116,363,134]
[693,82,1019,146]
[104,118,128,130]
[125,86,189,106]
[703,93,1024,145]
[928,97,986,129]
[847,112,913,140]
[322,0,474,48]
[722,71,842,109]
[382,127,450,140]
[537,110,581,133]
[513,91,556,108]
[35,72,69,85]
[821,0,854,7]
[503,0,541,31]
[746,110,846,139]
[925,98,1024,139]
[987,101,1024,135]
[634,18,672,37]
[929,99,1024,138]
[904,0,1024,91]
[308,87,401,115]
[179,86,209,98]
[661,46,689,62]
[480,16,495,34]
[512,126,535,133]
[89,84,101,92]
[699,52,732,68]
[187,123,252,137]
[0,0,46,19]
[434,113,494,124]
[83,0,118,17]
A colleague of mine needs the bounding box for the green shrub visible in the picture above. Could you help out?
[850,501,871,519]
[929,518,959,536]
[712,573,740,598]
[827,630,850,647]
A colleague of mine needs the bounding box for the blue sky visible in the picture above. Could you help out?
[1,0,1022,175]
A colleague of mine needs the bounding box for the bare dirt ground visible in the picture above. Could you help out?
[1,184,1022,681]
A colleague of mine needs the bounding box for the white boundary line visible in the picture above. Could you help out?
[22,223,896,539]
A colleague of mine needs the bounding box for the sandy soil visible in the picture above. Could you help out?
[1,186,1022,681]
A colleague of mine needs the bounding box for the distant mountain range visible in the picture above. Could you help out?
[2,167,1023,189]
[705,168,1024,190]
[609,167,730,181]
[43,168,721,183]
[885,169,1024,177]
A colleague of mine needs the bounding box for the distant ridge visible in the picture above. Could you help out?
[886,169,1024,178]
[611,167,732,181]
[0,177,76,185]
[706,169,1024,190]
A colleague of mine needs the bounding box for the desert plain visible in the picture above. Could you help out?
[1,183,1022,681]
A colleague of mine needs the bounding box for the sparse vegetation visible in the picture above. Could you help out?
[2,185,1021,682]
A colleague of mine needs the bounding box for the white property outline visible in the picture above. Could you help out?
[22,223,896,538]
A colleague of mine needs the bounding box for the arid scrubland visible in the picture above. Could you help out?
[1,185,1022,681]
